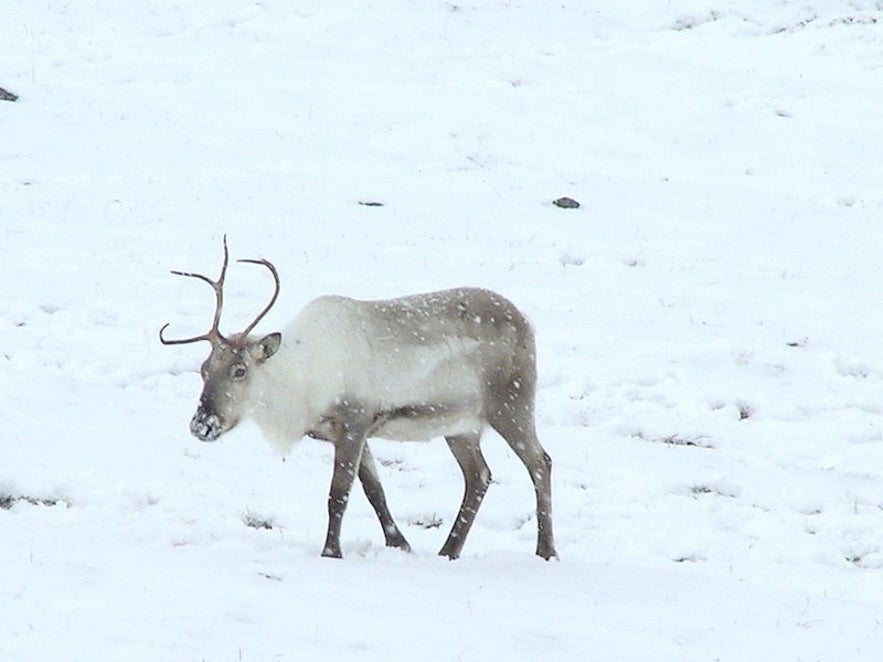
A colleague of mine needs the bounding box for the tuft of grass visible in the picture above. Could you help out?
[243,511,274,530]
[646,433,715,449]
[259,572,283,582]
[409,514,444,530]
[846,554,863,567]
[0,493,68,509]
[689,484,737,499]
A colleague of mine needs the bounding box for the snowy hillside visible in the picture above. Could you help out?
[2,1,883,660]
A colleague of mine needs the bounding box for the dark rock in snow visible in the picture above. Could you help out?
[553,196,580,209]
[0,87,19,102]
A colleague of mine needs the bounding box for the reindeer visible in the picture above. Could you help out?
[161,239,556,560]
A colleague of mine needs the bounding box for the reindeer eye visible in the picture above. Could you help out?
[230,364,248,381]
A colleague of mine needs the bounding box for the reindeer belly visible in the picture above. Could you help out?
[371,402,483,441]
[361,339,488,441]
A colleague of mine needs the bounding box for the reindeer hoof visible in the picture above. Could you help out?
[321,546,343,559]
[537,546,559,561]
[385,532,412,553]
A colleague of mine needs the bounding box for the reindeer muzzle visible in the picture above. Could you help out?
[190,411,223,442]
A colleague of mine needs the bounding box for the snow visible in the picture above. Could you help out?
[2,1,883,659]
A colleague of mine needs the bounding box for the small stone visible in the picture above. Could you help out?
[0,87,18,102]
[553,196,580,209]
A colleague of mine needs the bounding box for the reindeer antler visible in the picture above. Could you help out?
[159,236,231,346]
[236,257,280,338]
[159,237,281,346]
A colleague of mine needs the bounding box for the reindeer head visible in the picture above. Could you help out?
[160,238,282,442]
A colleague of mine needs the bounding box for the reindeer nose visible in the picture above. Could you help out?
[190,412,223,442]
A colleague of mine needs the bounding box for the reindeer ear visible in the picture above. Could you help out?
[254,332,282,362]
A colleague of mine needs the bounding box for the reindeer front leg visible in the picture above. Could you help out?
[321,405,372,558]
[358,444,411,552]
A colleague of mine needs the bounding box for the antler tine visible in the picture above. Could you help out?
[209,235,230,336]
[236,257,281,338]
[158,236,231,346]
[158,322,213,346]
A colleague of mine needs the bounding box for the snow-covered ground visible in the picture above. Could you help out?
[2,1,883,659]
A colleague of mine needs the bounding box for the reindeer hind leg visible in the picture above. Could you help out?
[488,383,557,560]
[439,431,492,560]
